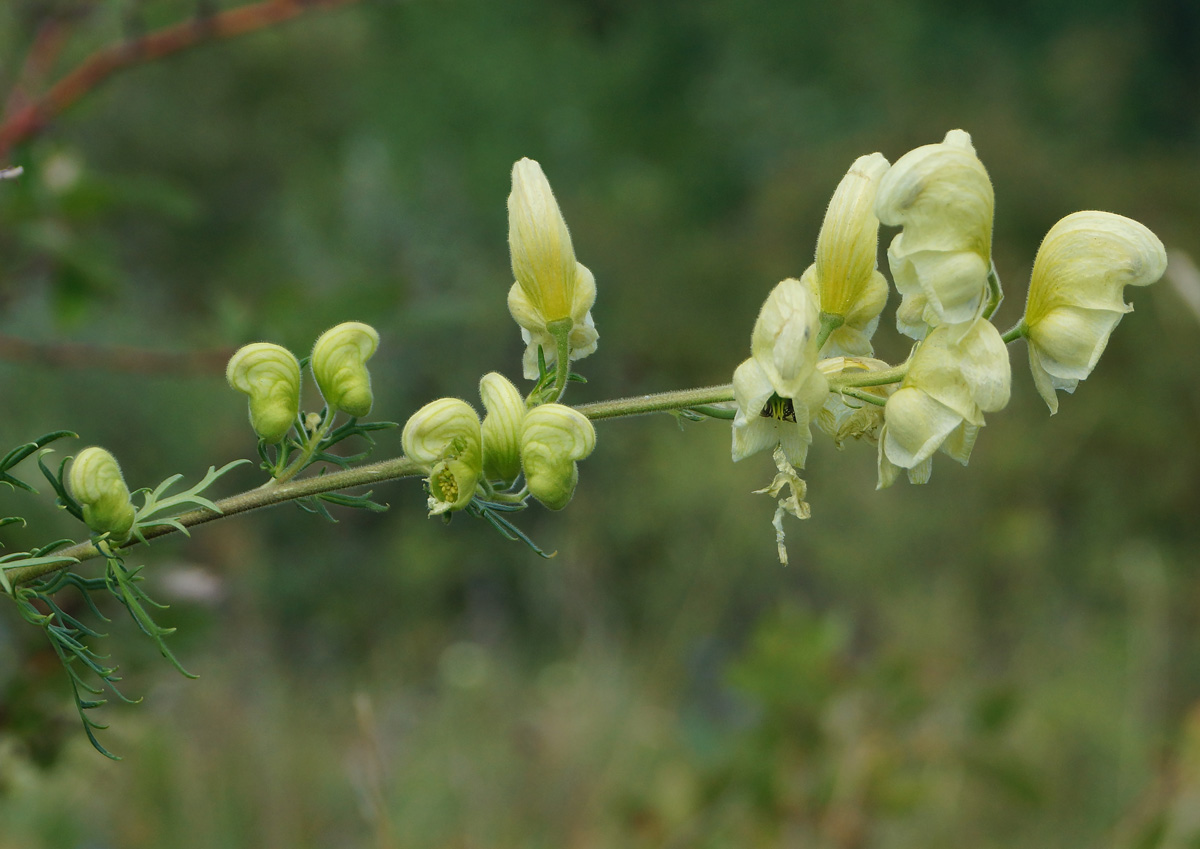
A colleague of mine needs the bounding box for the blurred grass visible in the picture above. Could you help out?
[1,0,1200,845]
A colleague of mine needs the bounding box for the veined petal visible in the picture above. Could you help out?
[509,158,577,323]
[401,398,482,468]
[480,372,526,483]
[521,404,596,510]
[1026,210,1167,322]
[812,152,891,324]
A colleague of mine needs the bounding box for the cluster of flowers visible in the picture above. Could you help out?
[732,130,1167,500]
[402,158,598,515]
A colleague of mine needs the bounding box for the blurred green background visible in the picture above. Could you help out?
[1,0,1199,846]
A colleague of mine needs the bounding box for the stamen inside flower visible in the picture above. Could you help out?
[760,394,797,423]
[433,464,459,503]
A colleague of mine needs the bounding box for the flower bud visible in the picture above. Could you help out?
[507,158,599,379]
[225,342,301,443]
[311,322,379,418]
[804,152,891,356]
[520,404,596,510]
[67,447,136,541]
[876,130,994,338]
[479,372,525,484]
[1022,211,1167,413]
[402,398,482,514]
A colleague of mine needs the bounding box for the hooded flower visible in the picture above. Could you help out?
[226,342,301,444]
[877,318,1010,488]
[479,371,526,484]
[311,322,379,418]
[402,398,483,515]
[876,130,995,339]
[68,446,137,541]
[520,404,596,510]
[506,158,599,379]
[801,152,891,356]
[1022,210,1167,414]
[732,278,829,466]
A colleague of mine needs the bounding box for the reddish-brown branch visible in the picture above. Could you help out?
[0,0,361,159]
[0,333,235,376]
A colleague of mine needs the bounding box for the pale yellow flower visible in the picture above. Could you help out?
[507,158,598,379]
[877,319,1010,487]
[732,279,829,465]
[802,152,891,356]
[876,130,994,338]
[1023,211,1167,413]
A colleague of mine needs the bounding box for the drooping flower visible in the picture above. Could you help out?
[402,398,483,515]
[876,130,995,339]
[226,342,301,444]
[877,318,1011,488]
[311,322,379,418]
[520,404,596,510]
[68,447,137,542]
[506,158,598,379]
[801,152,891,356]
[731,278,829,466]
[1022,211,1167,414]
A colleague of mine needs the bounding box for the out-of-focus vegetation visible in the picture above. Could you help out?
[1,0,1199,845]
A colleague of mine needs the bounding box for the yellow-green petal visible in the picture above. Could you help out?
[226,342,301,443]
[67,446,136,541]
[311,322,379,418]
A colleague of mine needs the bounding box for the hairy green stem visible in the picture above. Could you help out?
[573,384,735,420]
[548,318,573,403]
[815,313,845,351]
[840,387,888,407]
[983,262,1004,320]
[269,412,334,486]
[7,456,425,586]
[829,363,908,389]
[1001,318,1028,344]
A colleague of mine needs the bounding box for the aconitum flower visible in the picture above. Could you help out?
[68,447,137,541]
[226,342,301,444]
[311,322,379,418]
[877,319,1010,488]
[402,398,483,515]
[506,158,599,379]
[876,130,995,339]
[801,152,891,356]
[520,405,596,510]
[1022,211,1167,414]
[479,371,526,484]
[732,278,829,466]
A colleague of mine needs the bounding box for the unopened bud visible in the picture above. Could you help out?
[311,322,379,418]
[226,342,301,443]
[520,404,596,510]
[67,447,136,541]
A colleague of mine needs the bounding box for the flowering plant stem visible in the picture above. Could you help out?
[6,456,425,585]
